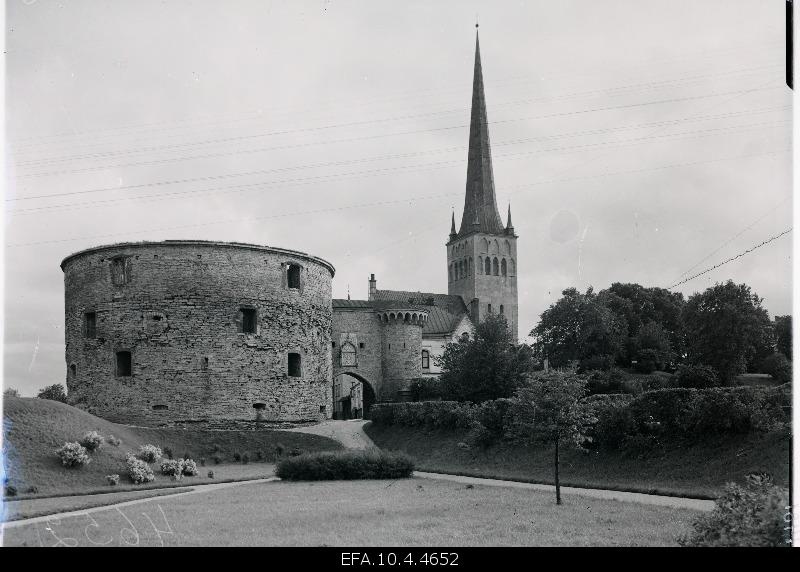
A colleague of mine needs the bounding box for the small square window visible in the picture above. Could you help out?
[319,405,326,413]
[201,356,209,371]
[116,351,132,377]
[240,308,257,334]
[288,353,302,377]
[359,342,365,349]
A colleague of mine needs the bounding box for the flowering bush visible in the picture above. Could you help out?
[106,474,120,486]
[207,470,215,479]
[160,459,185,480]
[107,435,121,447]
[56,442,91,468]
[136,444,162,463]
[182,459,198,476]
[126,454,155,484]
[79,431,104,452]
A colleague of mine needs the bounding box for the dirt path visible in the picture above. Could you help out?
[284,419,375,450]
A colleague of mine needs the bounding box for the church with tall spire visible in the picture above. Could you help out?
[329,29,518,417]
[447,27,519,341]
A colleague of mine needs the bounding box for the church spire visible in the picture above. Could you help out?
[449,210,457,240]
[505,204,515,235]
[456,28,504,239]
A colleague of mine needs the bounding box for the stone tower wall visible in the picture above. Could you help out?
[61,240,334,426]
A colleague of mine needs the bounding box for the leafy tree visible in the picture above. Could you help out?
[774,315,792,360]
[598,283,686,364]
[631,321,674,371]
[437,314,533,403]
[3,387,20,398]
[37,383,67,403]
[683,281,773,384]
[530,287,627,370]
[507,370,595,504]
[759,353,792,384]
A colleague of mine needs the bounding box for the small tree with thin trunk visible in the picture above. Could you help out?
[508,369,595,505]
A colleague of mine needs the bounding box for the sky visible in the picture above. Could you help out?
[3,0,793,396]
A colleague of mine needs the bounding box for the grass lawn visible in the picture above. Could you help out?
[2,397,340,497]
[364,424,790,499]
[1,478,701,547]
[2,487,191,522]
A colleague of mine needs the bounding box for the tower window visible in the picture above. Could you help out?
[332,341,336,348]
[116,351,132,377]
[288,353,302,377]
[501,258,507,276]
[492,257,499,276]
[111,256,130,286]
[468,258,473,276]
[421,350,430,369]
[488,303,493,314]
[201,356,209,371]
[85,312,96,339]
[240,308,257,334]
[485,258,491,275]
[253,402,266,410]
[69,363,77,378]
[500,305,504,315]
[359,342,365,349]
[287,264,301,289]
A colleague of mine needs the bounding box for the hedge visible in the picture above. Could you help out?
[275,450,415,481]
[370,401,476,429]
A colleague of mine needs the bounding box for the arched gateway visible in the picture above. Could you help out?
[333,372,376,419]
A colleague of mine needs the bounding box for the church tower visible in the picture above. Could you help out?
[446,28,519,341]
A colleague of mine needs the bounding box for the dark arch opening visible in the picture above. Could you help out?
[334,372,376,420]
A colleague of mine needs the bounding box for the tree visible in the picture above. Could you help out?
[437,314,533,403]
[683,281,774,384]
[531,287,627,370]
[774,315,792,360]
[631,321,674,372]
[37,383,67,403]
[507,370,595,505]
[3,387,20,398]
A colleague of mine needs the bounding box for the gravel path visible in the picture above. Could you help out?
[284,419,376,450]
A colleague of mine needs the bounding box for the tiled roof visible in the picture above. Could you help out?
[332,292,469,335]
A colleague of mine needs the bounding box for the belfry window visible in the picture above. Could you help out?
[488,303,492,314]
[501,258,507,277]
[116,351,132,377]
[421,350,430,369]
[484,258,491,275]
[500,305,504,315]
[85,312,96,339]
[287,264,301,289]
[492,258,499,276]
[288,353,302,377]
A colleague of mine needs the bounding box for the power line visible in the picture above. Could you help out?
[11,84,783,179]
[666,228,793,290]
[8,105,788,205]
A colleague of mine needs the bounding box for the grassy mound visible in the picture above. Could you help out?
[2,397,342,497]
[364,423,790,499]
[275,449,414,481]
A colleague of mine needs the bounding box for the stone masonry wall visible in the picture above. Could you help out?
[331,308,383,400]
[62,241,334,426]
[380,316,424,400]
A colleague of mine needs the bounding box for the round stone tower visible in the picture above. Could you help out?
[61,240,335,426]
[376,308,428,401]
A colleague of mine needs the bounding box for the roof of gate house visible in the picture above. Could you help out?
[332,290,469,336]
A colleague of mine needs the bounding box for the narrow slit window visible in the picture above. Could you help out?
[253,402,266,410]
[421,350,430,369]
[500,304,504,315]
[287,264,301,289]
[488,303,492,314]
[116,351,132,377]
[240,308,257,334]
[69,363,77,378]
[85,312,96,339]
[201,356,209,371]
[152,404,168,411]
[288,353,302,377]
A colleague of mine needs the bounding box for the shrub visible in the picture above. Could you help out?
[408,377,445,401]
[26,486,39,494]
[56,442,91,468]
[674,364,720,389]
[577,354,615,373]
[274,444,285,457]
[620,374,672,395]
[182,459,198,476]
[37,383,67,403]
[232,452,241,462]
[207,470,215,479]
[163,447,174,460]
[759,353,792,384]
[79,431,104,452]
[160,459,185,479]
[255,450,265,462]
[679,480,790,547]
[5,485,17,497]
[289,448,301,457]
[276,449,415,481]
[580,393,635,449]
[126,455,155,484]
[242,453,250,464]
[369,401,476,429]
[468,398,514,447]
[136,444,162,463]
[212,454,222,465]
[200,458,206,467]
[586,368,625,395]
[106,474,120,486]
[632,354,657,374]
[107,435,121,447]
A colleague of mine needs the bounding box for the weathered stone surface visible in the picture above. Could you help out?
[62,241,334,426]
